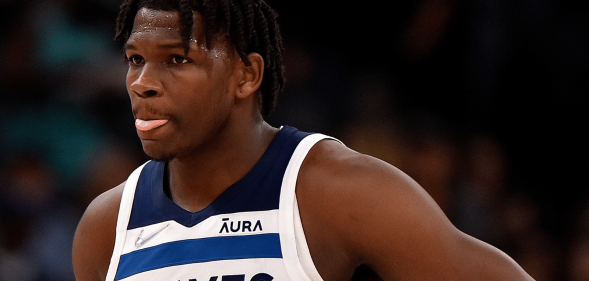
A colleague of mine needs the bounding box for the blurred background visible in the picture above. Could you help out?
[0,0,587,280]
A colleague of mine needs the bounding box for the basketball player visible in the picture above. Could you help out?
[72,0,535,280]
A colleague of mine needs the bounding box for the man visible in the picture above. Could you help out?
[72,0,535,280]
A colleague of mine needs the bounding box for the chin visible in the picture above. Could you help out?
[141,141,177,162]
[146,152,176,162]
[144,150,176,162]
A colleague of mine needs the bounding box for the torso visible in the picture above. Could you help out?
[102,126,356,281]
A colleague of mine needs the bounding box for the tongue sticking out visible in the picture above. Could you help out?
[135,119,168,131]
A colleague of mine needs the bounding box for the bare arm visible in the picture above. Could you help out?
[297,140,534,281]
[72,183,124,281]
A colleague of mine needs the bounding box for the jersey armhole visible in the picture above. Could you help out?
[293,195,324,280]
[104,161,149,281]
[279,134,341,281]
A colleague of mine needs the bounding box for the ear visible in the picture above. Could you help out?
[235,52,264,100]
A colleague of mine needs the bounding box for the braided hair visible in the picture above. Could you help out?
[115,0,284,118]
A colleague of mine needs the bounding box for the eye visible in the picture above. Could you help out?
[127,55,144,66]
[170,55,189,64]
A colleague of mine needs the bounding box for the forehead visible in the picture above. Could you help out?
[132,8,180,32]
[126,7,235,59]
[129,8,203,43]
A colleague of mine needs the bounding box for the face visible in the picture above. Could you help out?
[125,8,241,161]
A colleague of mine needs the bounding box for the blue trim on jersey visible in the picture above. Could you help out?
[127,126,311,229]
[115,233,283,280]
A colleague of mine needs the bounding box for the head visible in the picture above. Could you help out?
[116,0,284,118]
[115,0,284,160]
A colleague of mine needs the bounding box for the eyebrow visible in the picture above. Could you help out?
[124,42,186,51]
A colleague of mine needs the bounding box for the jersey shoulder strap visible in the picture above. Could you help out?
[279,133,341,281]
[105,161,149,281]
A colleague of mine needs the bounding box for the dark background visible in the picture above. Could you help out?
[1,0,587,280]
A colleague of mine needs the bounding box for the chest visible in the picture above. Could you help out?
[113,210,289,281]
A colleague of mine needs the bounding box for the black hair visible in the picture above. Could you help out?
[115,0,284,117]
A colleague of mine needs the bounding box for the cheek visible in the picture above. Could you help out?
[178,67,229,104]
[209,62,236,99]
[175,79,231,133]
[166,61,235,119]
[168,76,213,119]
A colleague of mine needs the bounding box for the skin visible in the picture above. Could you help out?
[72,8,535,281]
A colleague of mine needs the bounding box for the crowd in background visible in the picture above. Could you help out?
[0,0,587,280]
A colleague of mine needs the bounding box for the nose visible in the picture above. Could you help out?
[128,64,163,98]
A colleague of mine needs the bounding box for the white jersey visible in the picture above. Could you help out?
[105,126,336,281]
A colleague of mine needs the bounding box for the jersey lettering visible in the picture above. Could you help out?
[219,218,263,233]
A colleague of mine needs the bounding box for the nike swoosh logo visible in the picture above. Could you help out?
[135,223,170,248]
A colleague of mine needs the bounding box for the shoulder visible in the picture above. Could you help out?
[72,182,125,281]
[296,137,442,234]
[295,139,439,278]
[297,138,432,219]
[298,137,414,189]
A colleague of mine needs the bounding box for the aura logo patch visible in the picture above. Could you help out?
[219,218,263,233]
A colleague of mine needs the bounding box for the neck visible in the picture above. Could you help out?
[166,120,279,212]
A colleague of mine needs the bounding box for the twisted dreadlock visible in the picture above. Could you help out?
[115,0,284,118]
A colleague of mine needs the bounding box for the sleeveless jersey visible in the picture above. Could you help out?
[105,126,337,281]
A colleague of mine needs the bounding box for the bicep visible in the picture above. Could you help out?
[72,185,122,281]
[73,212,105,281]
[336,159,532,280]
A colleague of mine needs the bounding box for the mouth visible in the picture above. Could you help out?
[135,119,169,131]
